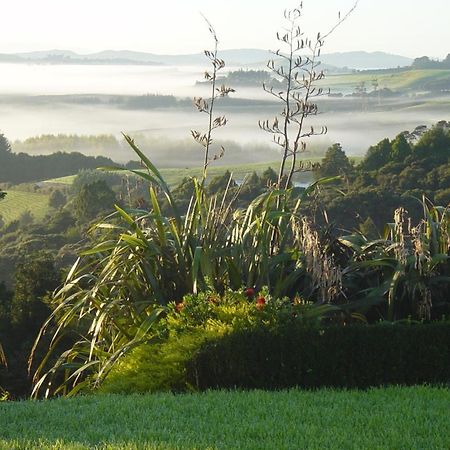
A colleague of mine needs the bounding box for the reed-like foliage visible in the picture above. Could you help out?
[340,199,450,320]
[0,343,6,367]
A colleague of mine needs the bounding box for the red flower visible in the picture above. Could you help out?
[256,297,266,310]
[208,295,218,305]
[175,302,185,312]
[244,287,255,298]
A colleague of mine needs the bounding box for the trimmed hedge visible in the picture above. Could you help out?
[187,323,450,390]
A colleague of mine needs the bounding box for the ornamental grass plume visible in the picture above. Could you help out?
[301,218,342,303]
[393,207,411,265]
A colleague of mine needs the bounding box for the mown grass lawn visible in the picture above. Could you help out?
[0,387,449,449]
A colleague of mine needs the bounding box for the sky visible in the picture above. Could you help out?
[1,0,449,59]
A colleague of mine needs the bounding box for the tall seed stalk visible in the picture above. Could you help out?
[192,17,235,182]
[260,2,358,190]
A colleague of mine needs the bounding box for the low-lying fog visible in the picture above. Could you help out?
[0,63,448,164]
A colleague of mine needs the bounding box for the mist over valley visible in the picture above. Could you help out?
[1,58,449,163]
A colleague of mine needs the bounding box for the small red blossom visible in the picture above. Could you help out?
[256,297,266,310]
[208,295,218,305]
[244,287,255,298]
[175,302,185,313]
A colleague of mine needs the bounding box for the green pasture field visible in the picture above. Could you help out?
[0,190,50,224]
[324,69,450,92]
[0,387,449,449]
[43,160,312,187]
[157,161,318,186]
[43,174,76,185]
[44,157,366,188]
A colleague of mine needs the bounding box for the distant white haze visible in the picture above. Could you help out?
[0,61,445,159]
[0,0,448,164]
[1,0,449,59]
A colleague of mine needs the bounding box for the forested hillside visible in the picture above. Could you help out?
[0,134,117,183]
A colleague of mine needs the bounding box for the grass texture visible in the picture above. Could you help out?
[324,69,450,93]
[44,159,330,188]
[0,387,449,449]
[0,190,50,224]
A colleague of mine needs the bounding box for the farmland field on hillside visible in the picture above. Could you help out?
[0,190,50,223]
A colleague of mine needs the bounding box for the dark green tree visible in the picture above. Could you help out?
[48,190,67,209]
[47,210,76,234]
[412,56,435,69]
[1,253,60,398]
[0,134,12,185]
[414,125,450,163]
[239,172,263,202]
[0,133,11,156]
[207,170,236,195]
[261,167,278,186]
[315,143,352,178]
[18,210,34,227]
[360,138,392,171]
[74,180,117,221]
[10,253,59,332]
[390,133,411,162]
[0,283,12,330]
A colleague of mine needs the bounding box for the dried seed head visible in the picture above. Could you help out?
[301,218,342,303]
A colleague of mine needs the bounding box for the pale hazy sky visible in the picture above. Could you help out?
[2,0,449,59]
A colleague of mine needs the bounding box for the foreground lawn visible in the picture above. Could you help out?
[0,387,449,449]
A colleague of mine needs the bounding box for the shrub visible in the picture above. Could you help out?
[187,322,450,390]
[99,329,223,394]
[99,290,332,394]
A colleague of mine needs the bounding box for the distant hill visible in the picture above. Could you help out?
[0,48,414,70]
[318,51,413,70]
[0,49,161,66]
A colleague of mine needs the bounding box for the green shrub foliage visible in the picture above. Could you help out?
[187,322,450,390]
[99,289,332,394]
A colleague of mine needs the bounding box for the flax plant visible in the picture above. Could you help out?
[301,218,343,303]
[0,343,6,367]
[339,199,450,321]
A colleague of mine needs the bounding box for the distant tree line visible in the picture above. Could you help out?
[309,121,450,231]
[197,69,285,89]
[8,133,287,175]
[13,134,122,155]
[412,54,450,70]
[0,134,119,184]
[121,94,191,109]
